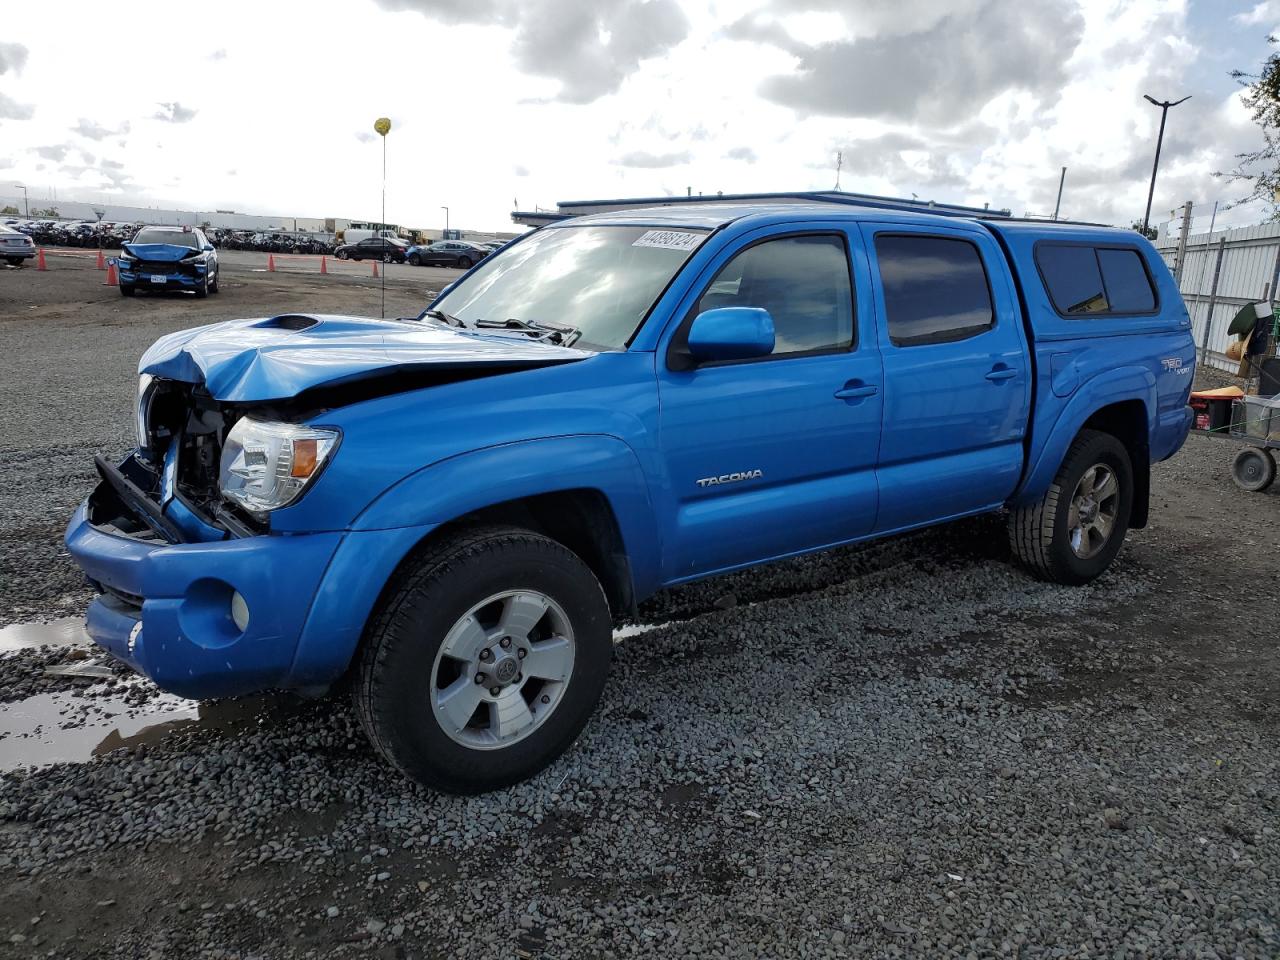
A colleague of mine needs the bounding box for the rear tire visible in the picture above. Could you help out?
[4,256,21,266]
[355,526,613,794]
[1009,429,1133,585]
[1231,446,1276,492]
[457,256,472,269]
[409,253,421,266]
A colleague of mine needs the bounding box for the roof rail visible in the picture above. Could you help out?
[546,190,1013,220]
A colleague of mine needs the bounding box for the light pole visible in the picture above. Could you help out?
[374,117,391,318]
[441,206,449,237]
[14,184,27,217]
[1142,94,1190,233]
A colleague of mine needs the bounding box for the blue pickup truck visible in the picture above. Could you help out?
[65,202,1195,792]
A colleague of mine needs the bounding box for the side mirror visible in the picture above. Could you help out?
[686,307,775,364]
[203,244,214,252]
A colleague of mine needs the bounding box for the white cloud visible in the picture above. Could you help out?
[0,0,1271,233]
[1233,1,1280,26]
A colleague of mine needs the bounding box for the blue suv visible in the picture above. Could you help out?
[66,202,1194,792]
[117,226,219,298]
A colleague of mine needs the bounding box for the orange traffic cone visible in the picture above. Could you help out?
[320,256,328,275]
[267,254,276,272]
[95,248,105,270]
[104,261,119,286]
[372,260,379,278]
[36,249,47,271]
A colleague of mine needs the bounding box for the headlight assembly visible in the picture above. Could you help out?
[136,373,155,451]
[218,417,339,516]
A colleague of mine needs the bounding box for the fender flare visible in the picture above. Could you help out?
[354,433,661,594]
[1012,365,1155,506]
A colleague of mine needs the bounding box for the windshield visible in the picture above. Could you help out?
[428,224,708,350]
[133,229,199,248]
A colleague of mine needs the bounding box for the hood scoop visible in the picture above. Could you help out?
[254,314,321,332]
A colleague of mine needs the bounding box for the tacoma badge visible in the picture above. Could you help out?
[697,469,763,488]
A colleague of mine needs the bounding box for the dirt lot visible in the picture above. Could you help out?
[0,254,1276,959]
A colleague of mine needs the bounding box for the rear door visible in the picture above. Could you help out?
[656,224,883,581]
[860,222,1029,532]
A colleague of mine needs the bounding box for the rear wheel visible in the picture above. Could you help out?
[409,253,421,266]
[1009,429,1133,585]
[355,526,612,793]
[1231,446,1276,492]
[383,252,393,263]
[457,256,472,269]
[4,256,21,266]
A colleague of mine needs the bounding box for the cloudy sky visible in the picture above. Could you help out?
[2,0,1279,233]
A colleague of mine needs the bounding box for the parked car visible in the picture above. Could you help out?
[117,225,219,297]
[0,225,36,265]
[335,237,409,263]
[405,240,489,268]
[65,203,1194,793]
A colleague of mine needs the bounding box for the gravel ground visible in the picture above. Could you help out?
[0,258,1277,958]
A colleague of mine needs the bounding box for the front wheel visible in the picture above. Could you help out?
[1009,429,1133,585]
[1231,446,1276,492]
[336,250,348,260]
[355,526,613,793]
[119,284,136,297]
[409,254,421,266]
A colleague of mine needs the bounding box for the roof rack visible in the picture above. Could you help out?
[551,190,1013,220]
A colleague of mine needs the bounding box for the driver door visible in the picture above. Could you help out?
[656,226,883,582]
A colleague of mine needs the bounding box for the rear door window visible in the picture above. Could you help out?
[1036,243,1156,316]
[874,235,994,346]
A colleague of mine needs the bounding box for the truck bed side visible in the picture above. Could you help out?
[983,221,1196,517]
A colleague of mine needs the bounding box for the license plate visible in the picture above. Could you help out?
[149,274,166,284]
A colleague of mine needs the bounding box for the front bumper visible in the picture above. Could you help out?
[118,259,208,289]
[65,492,344,699]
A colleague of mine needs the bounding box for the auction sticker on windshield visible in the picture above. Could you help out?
[632,230,703,251]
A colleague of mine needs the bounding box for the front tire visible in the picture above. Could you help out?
[119,284,136,297]
[355,526,613,794]
[1009,429,1133,585]
[336,250,349,260]
[409,253,421,266]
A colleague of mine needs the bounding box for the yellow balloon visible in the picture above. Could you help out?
[374,117,391,137]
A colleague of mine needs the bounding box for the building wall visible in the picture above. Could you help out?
[1157,222,1280,372]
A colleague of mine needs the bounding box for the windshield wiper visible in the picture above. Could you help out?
[420,308,468,328]
[473,317,582,346]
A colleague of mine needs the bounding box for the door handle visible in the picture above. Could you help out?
[985,366,1017,382]
[834,382,879,400]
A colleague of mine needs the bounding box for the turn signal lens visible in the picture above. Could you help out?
[290,438,319,478]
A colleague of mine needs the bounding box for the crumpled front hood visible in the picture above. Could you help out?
[139,313,593,403]
[123,242,201,263]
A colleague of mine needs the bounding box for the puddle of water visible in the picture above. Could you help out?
[0,616,89,654]
[0,684,285,772]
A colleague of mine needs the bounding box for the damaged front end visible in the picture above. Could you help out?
[66,311,591,698]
